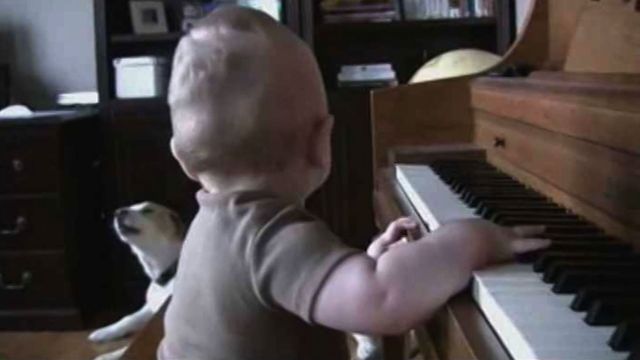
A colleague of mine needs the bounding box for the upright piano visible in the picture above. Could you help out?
[372,0,640,359]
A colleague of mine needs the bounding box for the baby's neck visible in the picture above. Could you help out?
[198,171,310,204]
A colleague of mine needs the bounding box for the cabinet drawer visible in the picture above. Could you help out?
[0,197,65,251]
[0,252,74,309]
[0,127,61,194]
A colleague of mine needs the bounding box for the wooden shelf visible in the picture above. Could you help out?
[108,97,170,116]
[110,32,183,44]
[317,17,496,34]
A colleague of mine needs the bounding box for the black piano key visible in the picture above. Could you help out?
[544,241,631,254]
[468,195,550,208]
[477,203,564,218]
[497,217,589,227]
[480,199,559,206]
[553,271,640,294]
[573,286,640,311]
[544,225,602,235]
[585,298,640,326]
[543,234,619,243]
[515,240,628,264]
[460,187,540,195]
[544,261,640,284]
[451,181,519,193]
[534,252,639,273]
[490,209,571,222]
[609,320,640,352]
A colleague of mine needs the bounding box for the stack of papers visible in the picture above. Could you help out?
[337,63,398,88]
[57,91,99,106]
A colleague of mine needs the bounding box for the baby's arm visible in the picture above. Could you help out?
[313,219,549,335]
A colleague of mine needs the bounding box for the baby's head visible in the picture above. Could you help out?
[168,6,332,199]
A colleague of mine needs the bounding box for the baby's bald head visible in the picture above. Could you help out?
[169,6,329,181]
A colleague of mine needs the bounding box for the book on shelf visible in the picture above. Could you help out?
[321,1,396,12]
[324,11,398,23]
[404,0,495,20]
[320,0,399,23]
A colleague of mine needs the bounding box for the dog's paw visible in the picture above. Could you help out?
[353,334,382,360]
[88,327,122,343]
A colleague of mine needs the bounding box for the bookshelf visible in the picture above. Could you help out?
[317,16,497,33]
[309,0,514,87]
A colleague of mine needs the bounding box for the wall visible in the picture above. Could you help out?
[516,0,533,34]
[0,0,96,108]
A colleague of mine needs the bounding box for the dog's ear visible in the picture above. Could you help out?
[169,212,186,240]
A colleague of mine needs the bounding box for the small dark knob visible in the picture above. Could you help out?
[12,159,24,173]
[493,137,506,148]
[0,272,32,291]
[1,216,28,237]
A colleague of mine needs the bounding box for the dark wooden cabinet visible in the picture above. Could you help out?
[0,112,107,330]
[105,101,197,217]
[100,101,198,309]
[0,64,8,109]
[308,89,376,249]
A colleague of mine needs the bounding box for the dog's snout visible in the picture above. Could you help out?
[115,208,130,220]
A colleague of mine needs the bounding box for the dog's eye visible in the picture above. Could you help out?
[141,208,154,215]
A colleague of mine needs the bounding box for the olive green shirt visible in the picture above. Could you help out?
[158,190,358,359]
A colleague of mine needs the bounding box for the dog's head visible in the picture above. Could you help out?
[114,202,185,253]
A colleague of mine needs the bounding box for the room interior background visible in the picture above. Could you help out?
[0,0,97,108]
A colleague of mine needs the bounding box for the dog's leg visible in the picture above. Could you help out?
[352,333,383,360]
[94,346,128,360]
[89,304,154,343]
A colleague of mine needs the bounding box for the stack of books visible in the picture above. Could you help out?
[405,0,495,20]
[320,0,398,24]
[337,63,398,88]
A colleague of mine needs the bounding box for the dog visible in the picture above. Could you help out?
[89,202,185,360]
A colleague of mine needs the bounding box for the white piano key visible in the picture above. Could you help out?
[396,164,478,230]
[396,164,629,360]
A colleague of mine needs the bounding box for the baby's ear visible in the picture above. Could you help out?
[307,115,333,168]
[170,138,198,181]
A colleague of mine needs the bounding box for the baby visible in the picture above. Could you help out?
[159,6,549,360]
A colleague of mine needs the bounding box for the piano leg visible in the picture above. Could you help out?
[382,334,409,360]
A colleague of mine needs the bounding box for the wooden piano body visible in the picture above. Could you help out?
[372,0,640,358]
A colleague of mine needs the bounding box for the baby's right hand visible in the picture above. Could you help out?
[448,219,551,266]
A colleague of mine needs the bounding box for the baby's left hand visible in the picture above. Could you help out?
[367,217,420,259]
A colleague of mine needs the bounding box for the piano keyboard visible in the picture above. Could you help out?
[396,160,638,360]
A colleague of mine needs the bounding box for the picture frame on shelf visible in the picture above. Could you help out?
[130,1,169,34]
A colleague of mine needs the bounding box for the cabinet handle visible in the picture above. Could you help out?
[0,272,32,291]
[12,159,24,173]
[1,216,28,236]
[493,137,507,148]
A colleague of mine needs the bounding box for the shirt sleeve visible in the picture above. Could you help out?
[248,205,360,324]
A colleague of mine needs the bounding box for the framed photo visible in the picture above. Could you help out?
[130,1,169,34]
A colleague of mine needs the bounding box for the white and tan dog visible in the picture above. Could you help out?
[89,202,185,360]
